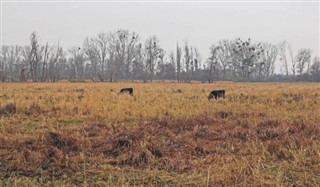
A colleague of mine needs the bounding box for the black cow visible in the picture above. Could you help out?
[208,90,225,100]
[119,88,134,96]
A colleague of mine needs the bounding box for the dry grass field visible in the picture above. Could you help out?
[0,82,320,186]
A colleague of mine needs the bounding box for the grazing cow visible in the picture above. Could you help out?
[208,90,225,100]
[119,88,134,96]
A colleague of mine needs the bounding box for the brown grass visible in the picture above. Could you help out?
[0,82,320,186]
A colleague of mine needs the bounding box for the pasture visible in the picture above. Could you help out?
[0,82,320,186]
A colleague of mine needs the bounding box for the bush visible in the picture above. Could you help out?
[0,103,16,116]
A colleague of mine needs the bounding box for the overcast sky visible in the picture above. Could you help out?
[1,1,319,67]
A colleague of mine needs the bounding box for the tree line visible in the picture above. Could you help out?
[1,30,319,83]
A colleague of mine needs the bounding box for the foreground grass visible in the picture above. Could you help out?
[0,82,320,186]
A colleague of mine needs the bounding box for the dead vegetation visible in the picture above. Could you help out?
[0,82,320,186]
[0,103,16,116]
[1,113,319,185]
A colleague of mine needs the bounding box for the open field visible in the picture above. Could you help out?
[1,82,320,186]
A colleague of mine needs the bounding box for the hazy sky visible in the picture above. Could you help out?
[1,1,319,65]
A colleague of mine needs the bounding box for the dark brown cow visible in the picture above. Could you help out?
[208,90,225,100]
[119,88,134,96]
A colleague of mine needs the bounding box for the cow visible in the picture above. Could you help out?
[208,90,225,100]
[119,88,134,96]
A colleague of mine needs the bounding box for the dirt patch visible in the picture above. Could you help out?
[25,103,46,116]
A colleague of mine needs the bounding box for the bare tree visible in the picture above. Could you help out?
[48,44,64,82]
[22,32,41,82]
[156,48,166,81]
[105,29,140,81]
[259,43,278,80]
[113,30,127,80]
[83,32,108,81]
[40,43,53,82]
[125,31,140,79]
[296,48,312,76]
[0,47,8,81]
[310,57,320,81]
[69,47,86,81]
[97,32,108,80]
[106,33,117,82]
[176,43,182,82]
[2,29,319,83]
[131,43,144,81]
[157,50,176,80]
[278,41,300,79]
[207,45,222,83]
[0,45,22,81]
[216,40,232,79]
[194,47,201,72]
[230,38,263,81]
[287,44,296,76]
[183,40,194,83]
[278,41,288,77]
[144,35,162,82]
[169,51,175,73]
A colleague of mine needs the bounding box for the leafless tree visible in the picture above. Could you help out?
[169,51,175,72]
[278,41,288,77]
[183,40,194,83]
[2,30,319,83]
[144,35,162,82]
[105,29,140,81]
[194,47,201,71]
[69,47,85,81]
[156,48,166,81]
[278,41,296,77]
[310,57,320,81]
[207,45,222,83]
[0,45,22,81]
[176,43,182,82]
[216,40,232,79]
[22,32,41,82]
[230,38,264,81]
[259,43,278,80]
[40,43,53,82]
[48,44,64,82]
[125,31,140,79]
[131,43,144,81]
[161,51,176,80]
[83,32,108,81]
[287,44,296,76]
[296,48,312,76]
